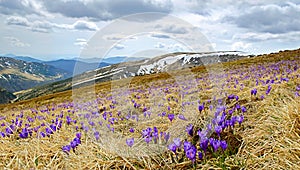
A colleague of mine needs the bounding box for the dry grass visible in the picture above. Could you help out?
[237,88,300,169]
[0,49,300,169]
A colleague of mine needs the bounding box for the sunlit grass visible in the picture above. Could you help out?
[0,49,299,169]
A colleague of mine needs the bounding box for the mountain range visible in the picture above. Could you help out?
[0,57,71,93]
[14,51,252,102]
[0,54,150,103]
[2,54,146,74]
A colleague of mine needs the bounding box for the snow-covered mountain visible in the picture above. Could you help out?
[72,51,250,87]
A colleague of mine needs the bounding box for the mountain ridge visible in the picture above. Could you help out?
[14,51,252,101]
[0,57,71,93]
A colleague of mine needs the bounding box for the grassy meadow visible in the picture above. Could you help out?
[0,49,299,169]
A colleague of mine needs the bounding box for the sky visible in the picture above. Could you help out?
[0,0,300,61]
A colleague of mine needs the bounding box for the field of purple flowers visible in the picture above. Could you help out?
[0,49,299,169]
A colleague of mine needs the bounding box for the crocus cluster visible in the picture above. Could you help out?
[167,96,246,162]
[62,132,82,153]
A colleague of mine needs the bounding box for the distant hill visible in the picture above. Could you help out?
[3,54,110,75]
[43,59,110,75]
[13,56,44,63]
[0,57,71,93]
[77,56,147,64]
[4,54,44,63]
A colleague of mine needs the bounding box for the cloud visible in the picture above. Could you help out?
[114,43,125,50]
[231,41,252,51]
[155,42,166,48]
[150,33,170,39]
[6,16,30,26]
[72,20,99,31]
[4,36,31,47]
[227,2,300,33]
[74,38,88,46]
[41,0,173,21]
[233,31,300,42]
[167,43,188,52]
[74,38,88,50]
[5,16,99,33]
[0,0,48,16]
[160,24,188,34]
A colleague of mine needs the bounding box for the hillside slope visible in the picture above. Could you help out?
[0,57,71,93]
[43,59,110,75]
[0,88,16,104]
[0,48,299,169]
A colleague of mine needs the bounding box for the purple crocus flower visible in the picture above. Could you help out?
[235,104,241,110]
[144,136,152,144]
[19,128,29,138]
[237,115,244,125]
[168,114,175,122]
[198,152,203,160]
[220,140,228,151]
[185,145,197,161]
[70,140,77,149]
[74,137,81,145]
[178,114,187,120]
[200,138,209,152]
[215,125,222,136]
[186,124,193,136]
[173,138,181,147]
[66,116,72,125]
[153,127,158,138]
[266,85,272,95]
[45,127,53,135]
[198,105,204,112]
[89,121,95,126]
[50,124,57,132]
[228,94,235,100]
[241,106,247,113]
[230,116,237,127]
[212,139,220,152]
[39,131,46,138]
[164,132,170,143]
[62,145,71,152]
[94,131,100,140]
[168,143,177,153]
[76,132,81,139]
[142,127,152,137]
[251,88,257,96]
[6,127,13,135]
[126,138,134,147]
[129,127,135,133]
[0,132,5,137]
[183,140,192,151]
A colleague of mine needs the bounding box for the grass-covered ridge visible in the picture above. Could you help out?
[0,49,299,169]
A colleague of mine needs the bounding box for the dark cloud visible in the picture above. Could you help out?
[160,24,188,34]
[0,0,44,16]
[227,3,300,33]
[150,33,170,39]
[5,16,99,33]
[41,0,173,21]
